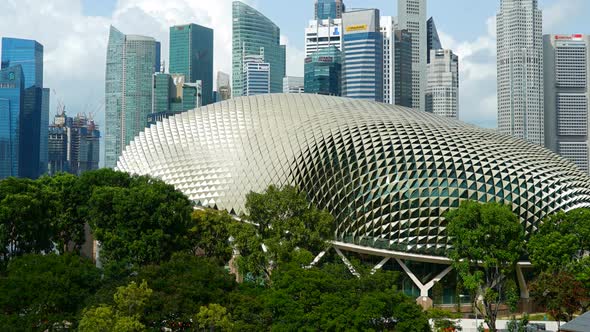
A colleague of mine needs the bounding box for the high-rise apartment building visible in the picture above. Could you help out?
[342,9,383,102]
[243,54,270,96]
[315,0,345,20]
[0,65,24,179]
[2,37,49,178]
[426,17,442,64]
[105,26,160,168]
[232,1,286,96]
[305,18,343,57]
[304,46,342,96]
[426,49,459,119]
[544,34,590,173]
[283,76,305,93]
[497,0,544,145]
[398,0,427,111]
[169,24,214,106]
[48,111,100,176]
[217,71,231,101]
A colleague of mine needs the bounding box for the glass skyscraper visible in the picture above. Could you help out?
[1,37,48,178]
[315,0,345,20]
[0,65,24,179]
[169,24,213,106]
[1,38,43,89]
[342,9,383,101]
[304,46,342,96]
[232,1,286,96]
[105,26,160,168]
[426,17,442,64]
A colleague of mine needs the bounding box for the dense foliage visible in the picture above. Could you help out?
[0,174,430,331]
[528,209,590,321]
[445,201,525,332]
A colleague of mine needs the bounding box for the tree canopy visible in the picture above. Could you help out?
[231,185,334,280]
[445,201,525,332]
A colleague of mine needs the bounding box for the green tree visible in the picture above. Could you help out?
[230,185,334,280]
[530,271,588,323]
[445,201,525,332]
[39,173,87,253]
[189,209,235,264]
[88,175,193,269]
[263,262,429,331]
[0,254,101,330]
[136,253,237,330]
[79,280,152,332]
[528,209,590,319]
[0,178,53,268]
[196,304,234,331]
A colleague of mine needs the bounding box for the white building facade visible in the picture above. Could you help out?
[243,54,270,96]
[544,34,590,173]
[397,0,427,111]
[381,16,397,105]
[426,49,459,119]
[497,0,544,145]
[305,18,343,57]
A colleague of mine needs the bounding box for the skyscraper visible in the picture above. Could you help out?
[398,0,427,111]
[1,38,43,89]
[544,34,589,173]
[395,30,413,107]
[381,16,396,105]
[217,71,231,101]
[169,24,214,106]
[304,46,342,96]
[232,1,286,96]
[105,26,160,168]
[426,17,442,64]
[315,0,345,20]
[426,49,459,119]
[0,65,24,179]
[497,0,543,145]
[342,9,383,101]
[305,18,343,57]
[243,54,270,96]
[2,37,49,178]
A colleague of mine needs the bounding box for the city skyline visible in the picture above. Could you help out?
[0,0,587,154]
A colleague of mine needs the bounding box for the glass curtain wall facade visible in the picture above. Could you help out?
[105,26,159,169]
[1,38,43,89]
[395,30,413,107]
[243,55,270,96]
[342,9,383,101]
[426,17,442,64]
[232,1,286,97]
[304,46,342,96]
[0,65,24,179]
[19,87,43,178]
[315,0,345,20]
[2,37,49,178]
[169,24,213,106]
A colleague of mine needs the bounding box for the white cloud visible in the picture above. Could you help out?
[281,35,305,77]
[439,16,498,128]
[543,0,586,33]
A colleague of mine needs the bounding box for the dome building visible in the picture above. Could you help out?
[117,94,590,306]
